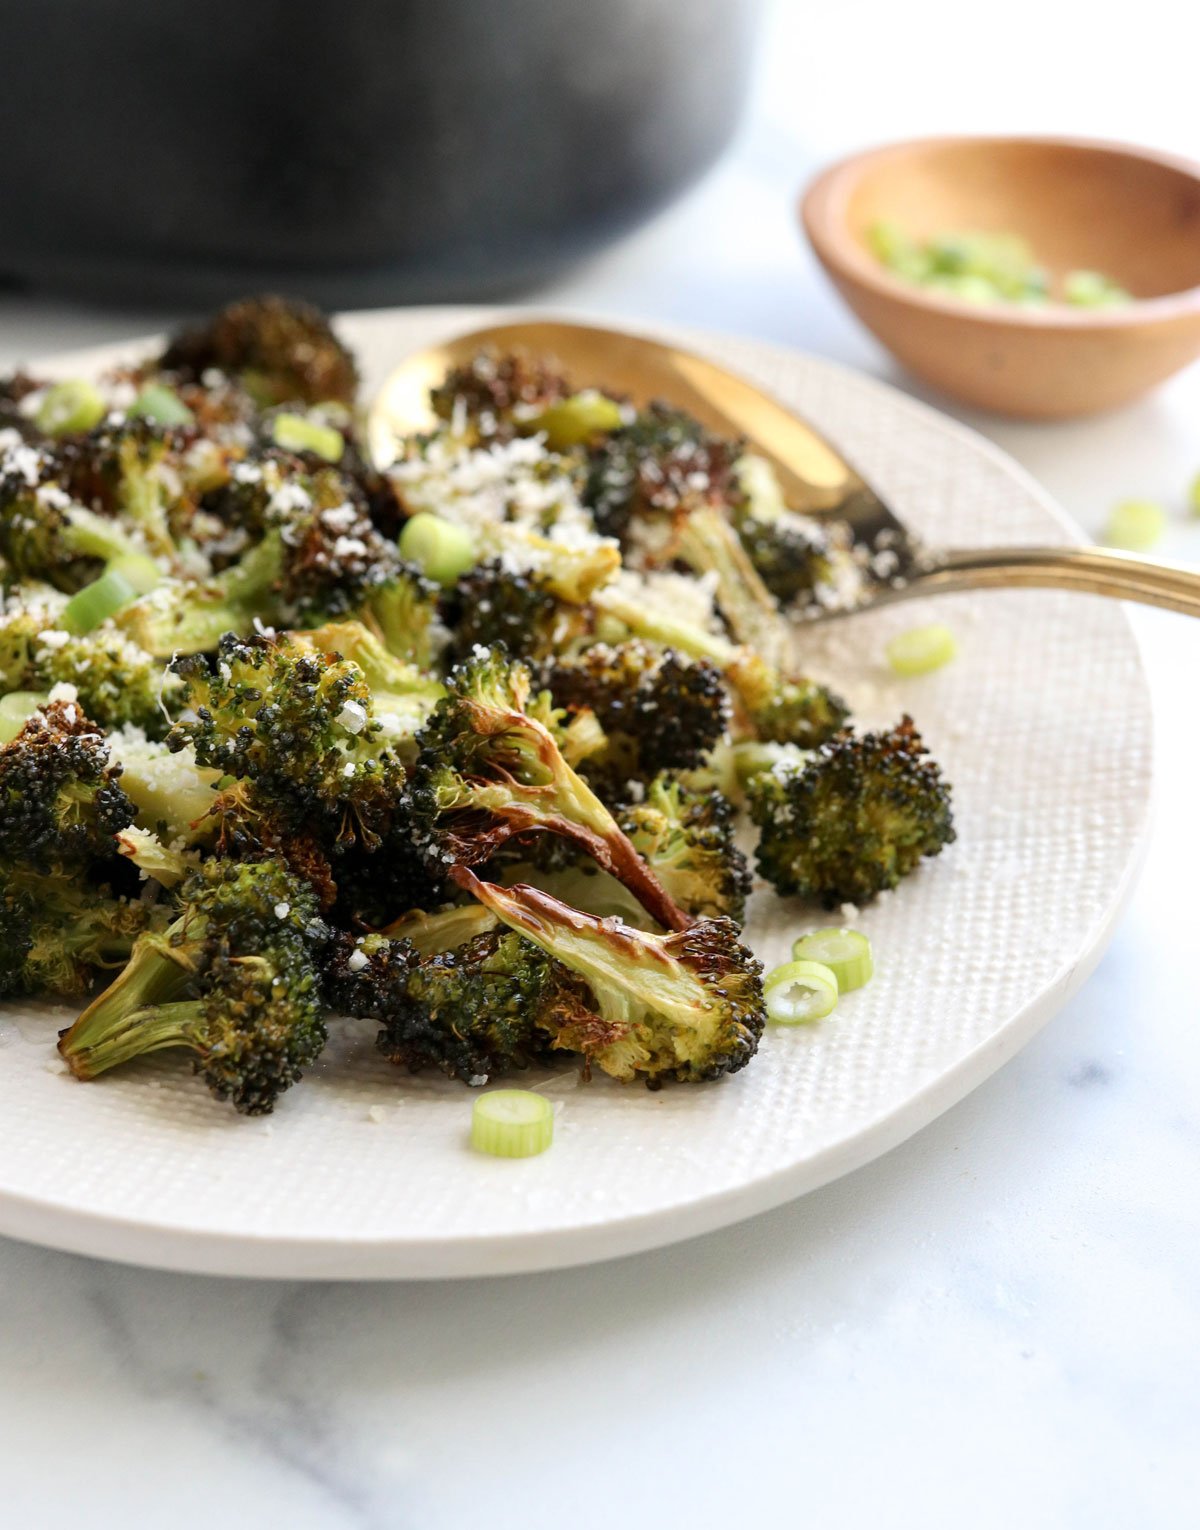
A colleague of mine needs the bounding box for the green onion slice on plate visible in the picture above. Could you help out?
[471,1090,554,1158]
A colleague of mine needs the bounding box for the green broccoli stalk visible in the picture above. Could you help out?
[406,646,691,932]
[748,716,955,905]
[619,775,752,924]
[452,867,765,1085]
[57,858,328,1114]
[156,295,359,408]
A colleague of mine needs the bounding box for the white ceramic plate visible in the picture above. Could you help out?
[0,308,1152,1279]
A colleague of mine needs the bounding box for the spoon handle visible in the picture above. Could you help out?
[899,545,1200,617]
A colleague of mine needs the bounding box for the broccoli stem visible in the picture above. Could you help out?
[58,928,196,1078]
[63,998,202,1078]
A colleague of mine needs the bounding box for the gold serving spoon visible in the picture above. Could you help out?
[369,318,1200,620]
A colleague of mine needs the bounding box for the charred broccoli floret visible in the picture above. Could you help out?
[543,641,728,780]
[448,559,591,663]
[57,858,328,1114]
[327,927,583,1084]
[0,600,172,737]
[619,776,751,924]
[0,874,162,998]
[0,701,135,874]
[57,417,191,560]
[748,716,955,906]
[0,439,145,590]
[118,461,425,658]
[584,403,792,665]
[430,349,572,439]
[167,631,408,852]
[157,295,358,408]
[593,583,847,749]
[406,645,689,932]
[455,869,765,1085]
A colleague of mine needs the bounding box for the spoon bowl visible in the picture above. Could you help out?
[801,136,1200,418]
[370,316,1200,619]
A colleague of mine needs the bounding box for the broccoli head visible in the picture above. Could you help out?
[1,873,164,999]
[430,349,572,439]
[543,640,728,781]
[448,559,591,663]
[618,775,751,924]
[454,869,765,1085]
[327,927,584,1085]
[748,716,955,906]
[0,439,145,590]
[406,645,690,932]
[0,700,135,874]
[0,600,172,738]
[157,295,359,408]
[58,858,328,1114]
[167,631,408,852]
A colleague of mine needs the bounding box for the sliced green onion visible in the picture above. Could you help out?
[470,1090,554,1158]
[399,511,476,587]
[0,691,47,745]
[791,928,873,993]
[1104,499,1165,552]
[531,391,624,450]
[60,566,141,635]
[271,411,345,463]
[886,623,957,676]
[1064,269,1131,308]
[36,380,106,436]
[110,552,162,596]
[763,959,839,1025]
[128,382,195,428]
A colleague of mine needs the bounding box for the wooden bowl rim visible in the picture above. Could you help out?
[800,134,1200,332]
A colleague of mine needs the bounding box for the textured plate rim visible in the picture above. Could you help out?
[0,308,1154,1280]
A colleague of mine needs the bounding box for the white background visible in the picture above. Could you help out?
[1,3,1198,1525]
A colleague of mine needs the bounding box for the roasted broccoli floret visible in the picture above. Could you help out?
[58,417,191,560]
[0,873,164,999]
[543,640,729,781]
[454,869,765,1085]
[448,559,592,662]
[430,349,572,439]
[288,620,443,743]
[619,775,751,924]
[0,599,172,737]
[748,716,955,905]
[326,927,584,1084]
[583,403,793,666]
[406,645,690,932]
[0,439,145,590]
[58,858,328,1114]
[167,631,408,852]
[118,461,422,657]
[0,700,135,874]
[593,583,847,749]
[157,295,359,408]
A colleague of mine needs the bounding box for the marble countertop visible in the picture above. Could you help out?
[2,4,1198,1525]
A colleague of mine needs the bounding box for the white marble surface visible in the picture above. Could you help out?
[2,3,1199,1525]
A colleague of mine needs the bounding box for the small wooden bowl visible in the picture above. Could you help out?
[801,137,1200,418]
